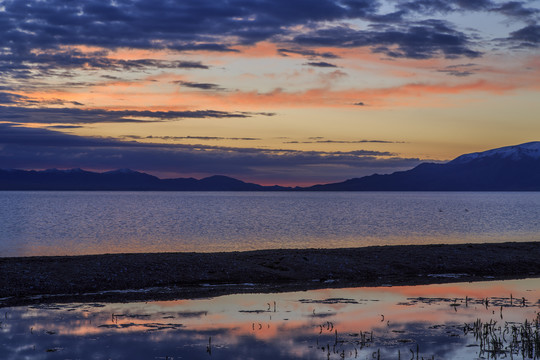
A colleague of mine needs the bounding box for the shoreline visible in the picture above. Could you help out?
[1,242,539,307]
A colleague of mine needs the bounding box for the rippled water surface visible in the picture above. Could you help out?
[1,191,539,257]
[1,278,539,359]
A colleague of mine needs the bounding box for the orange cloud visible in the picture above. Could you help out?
[13,65,538,113]
[191,79,526,110]
[107,48,173,61]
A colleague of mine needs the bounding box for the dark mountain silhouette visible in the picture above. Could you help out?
[0,168,288,191]
[1,142,539,191]
[307,141,540,191]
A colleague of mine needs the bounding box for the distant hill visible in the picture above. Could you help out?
[0,168,289,191]
[1,142,539,191]
[306,142,540,191]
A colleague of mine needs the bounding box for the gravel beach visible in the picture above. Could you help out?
[1,242,539,307]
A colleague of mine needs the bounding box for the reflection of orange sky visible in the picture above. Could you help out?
[29,317,164,336]
[17,279,539,342]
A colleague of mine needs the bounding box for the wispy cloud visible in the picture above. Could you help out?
[123,135,261,141]
[173,81,226,91]
[285,138,399,144]
[278,48,340,59]
[437,63,478,77]
[305,62,339,68]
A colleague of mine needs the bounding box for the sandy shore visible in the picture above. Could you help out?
[1,242,539,307]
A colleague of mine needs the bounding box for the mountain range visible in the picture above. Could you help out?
[308,141,540,191]
[1,142,539,191]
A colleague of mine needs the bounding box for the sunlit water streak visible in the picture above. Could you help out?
[0,278,539,359]
[1,191,540,257]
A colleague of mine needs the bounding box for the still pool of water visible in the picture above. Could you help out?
[1,278,539,359]
[1,191,540,257]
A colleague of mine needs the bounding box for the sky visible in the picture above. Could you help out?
[0,0,539,186]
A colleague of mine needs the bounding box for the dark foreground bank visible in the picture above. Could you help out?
[1,242,539,307]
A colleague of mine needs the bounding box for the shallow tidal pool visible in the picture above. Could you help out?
[1,278,539,359]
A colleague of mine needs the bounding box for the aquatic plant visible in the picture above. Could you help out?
[463,313,540,359]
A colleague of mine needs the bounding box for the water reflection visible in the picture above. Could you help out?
[1,278,538,359]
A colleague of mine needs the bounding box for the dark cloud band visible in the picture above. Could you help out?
[0,104,275,124]
[0,123,422,184]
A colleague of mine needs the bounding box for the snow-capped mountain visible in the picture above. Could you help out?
[308,141,540,191]
[450,142,540,164]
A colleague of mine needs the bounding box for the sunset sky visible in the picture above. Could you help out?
[1,0,539,185]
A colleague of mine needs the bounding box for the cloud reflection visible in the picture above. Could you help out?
[1,279,538,359]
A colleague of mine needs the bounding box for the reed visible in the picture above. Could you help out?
[464,314,539,359]
[206,336,212,355]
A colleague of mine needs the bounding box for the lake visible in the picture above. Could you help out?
[1,278,538,359]
[1,191,539,257]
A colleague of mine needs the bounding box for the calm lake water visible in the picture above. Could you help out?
[1,278,539,359]
[1,191,539,257]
